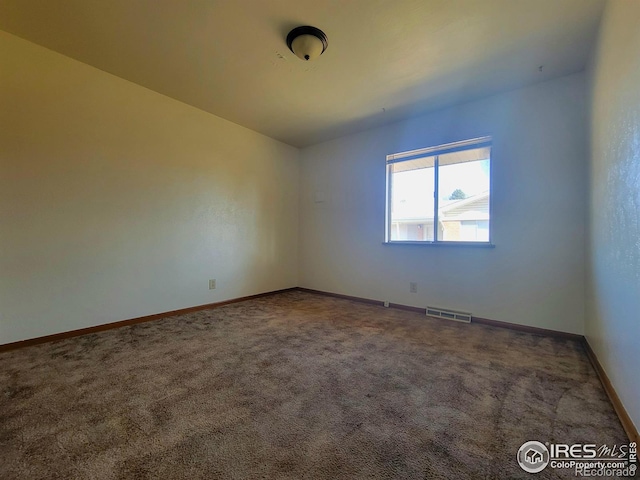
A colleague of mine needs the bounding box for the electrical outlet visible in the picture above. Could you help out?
[383,301,390,307]
[209,279,216,290]
[410,282,417,293]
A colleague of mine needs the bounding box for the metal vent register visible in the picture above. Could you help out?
[426,306,472,323]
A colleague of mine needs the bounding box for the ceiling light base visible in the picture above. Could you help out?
[286,26,328,61]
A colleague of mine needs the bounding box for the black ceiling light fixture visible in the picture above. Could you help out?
[286,26,328,61]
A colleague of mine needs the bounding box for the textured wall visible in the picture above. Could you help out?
[0,31,299,344]
[587,0,640,433]
[299,74,588,334]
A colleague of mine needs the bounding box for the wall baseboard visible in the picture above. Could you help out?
[297,287,386,307]
[297,287,583,340]
[0,287,298,353]
[582,338,639,444]
[1,285,636,444]
[471,316,583,341]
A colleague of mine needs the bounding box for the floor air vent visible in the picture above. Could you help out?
[426,306,472,323]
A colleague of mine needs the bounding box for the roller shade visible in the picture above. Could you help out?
[387,136,491,172]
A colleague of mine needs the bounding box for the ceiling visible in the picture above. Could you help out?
[0,0,605,147]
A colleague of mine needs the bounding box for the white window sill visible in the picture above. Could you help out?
[382,241,495,248]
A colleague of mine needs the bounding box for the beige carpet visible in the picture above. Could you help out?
[0,290,628,479]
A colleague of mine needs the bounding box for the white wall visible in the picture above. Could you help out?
[299,73,588,334]
[0,31,299,344]
[587,0,640,433]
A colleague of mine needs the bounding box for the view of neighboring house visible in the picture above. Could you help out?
[391,190,490,242]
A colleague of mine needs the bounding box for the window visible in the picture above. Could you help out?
[385,137,492,244]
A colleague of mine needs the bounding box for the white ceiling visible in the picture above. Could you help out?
[0,0,605,147]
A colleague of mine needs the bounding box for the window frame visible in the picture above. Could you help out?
[384,136,494,247]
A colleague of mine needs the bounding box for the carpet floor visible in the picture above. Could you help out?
[0,290,628,479]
